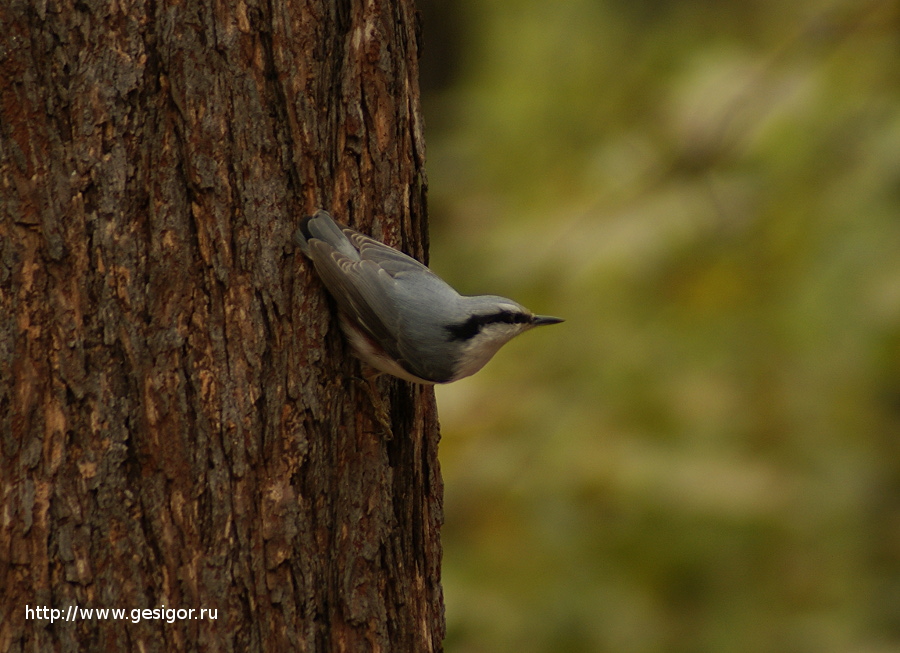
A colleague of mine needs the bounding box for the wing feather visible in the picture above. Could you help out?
[307,240,397,344]
[303,214,459,382]
[344,229,437,278]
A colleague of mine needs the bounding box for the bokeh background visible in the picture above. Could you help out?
[416,0,900,651]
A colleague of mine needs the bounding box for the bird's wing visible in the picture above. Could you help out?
[307,239,407,362]
[308,220,459,382]
[343,228,438,278]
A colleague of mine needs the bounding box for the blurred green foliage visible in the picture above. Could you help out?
[418,0,900,651]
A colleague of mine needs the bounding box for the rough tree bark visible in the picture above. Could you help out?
[0,0,442,651]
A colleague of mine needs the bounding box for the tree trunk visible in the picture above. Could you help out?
[0,0,442,651]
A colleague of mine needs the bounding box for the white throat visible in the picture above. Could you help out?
[451,323,529,381]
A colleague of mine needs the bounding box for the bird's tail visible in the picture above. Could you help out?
[294,210,359,261]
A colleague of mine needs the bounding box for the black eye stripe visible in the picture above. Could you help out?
[445,311,530,341]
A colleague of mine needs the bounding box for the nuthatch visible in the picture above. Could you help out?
[295,210,563,384]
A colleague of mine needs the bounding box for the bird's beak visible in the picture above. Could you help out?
[532,315,565,326]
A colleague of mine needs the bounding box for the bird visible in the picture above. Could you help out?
[295,210,564,385]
